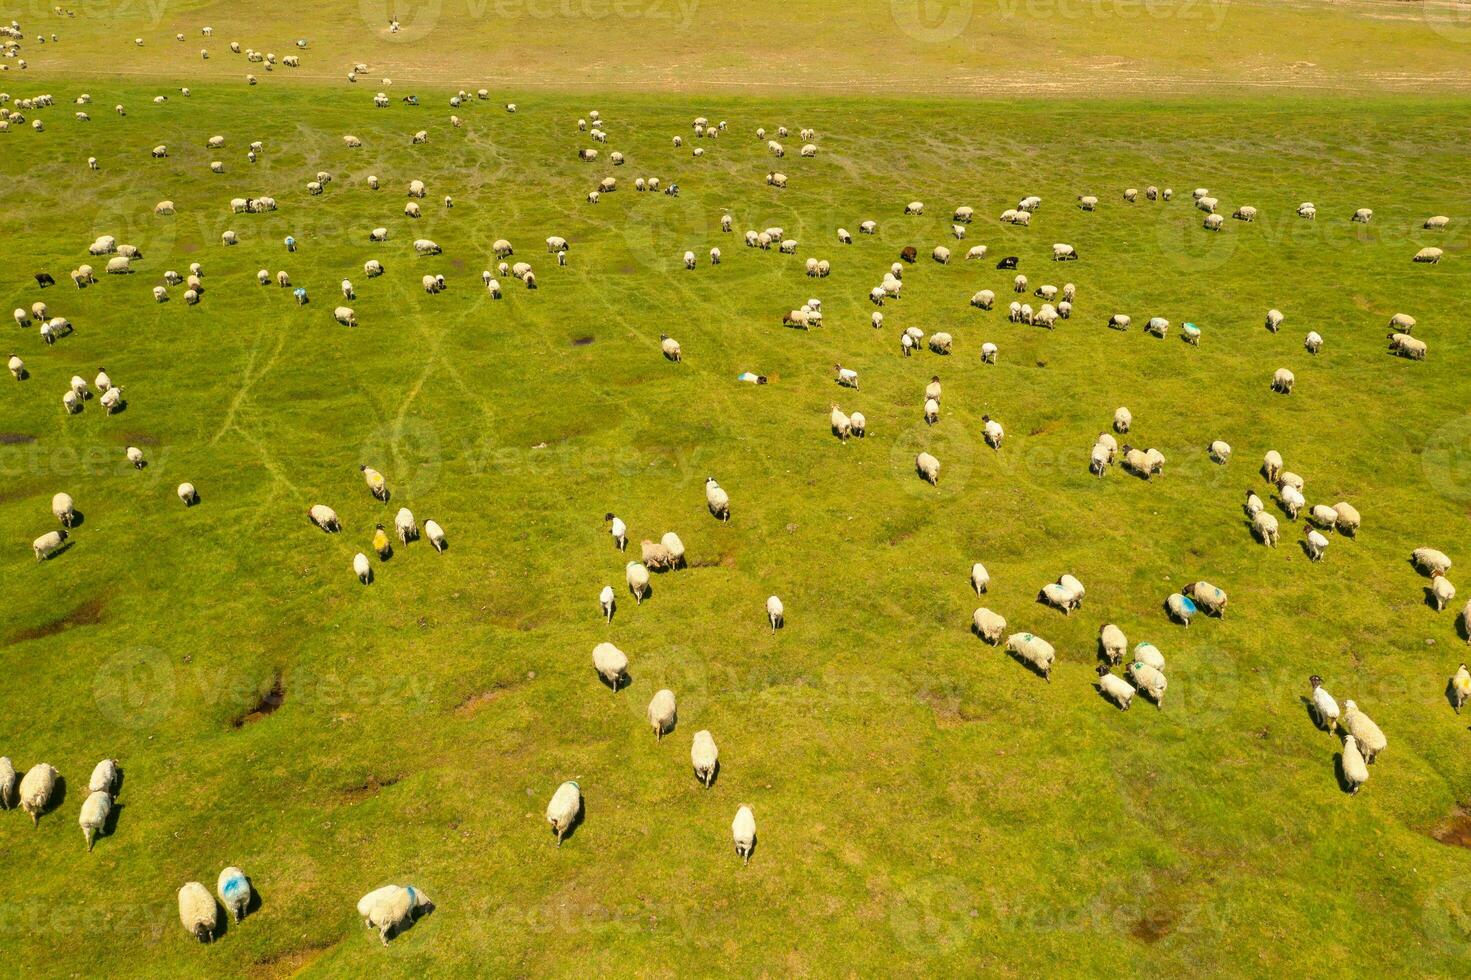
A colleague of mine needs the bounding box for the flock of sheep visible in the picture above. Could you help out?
[2,11,1466,951]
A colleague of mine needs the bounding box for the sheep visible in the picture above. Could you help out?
[33,528,69,561]
[1099,624,1127,665]
[1129,660,1167,708]
[1297,202,1316,219]
[1280,484,1305,519]
[972,607,1006,645]
[358,885,433,943]
[1113,407,1131,434]
[1034,305,1059,329]
[424,520,447,552]
[1234,205,1258,221]
[404,202,421,218]
[1332,502,1360,535]
[1340,700,1386,763]
[1078,195,1098,211]
[308,504,341,533]
[1197,196,1218,213]
[1272,368,1295,394]
[19,763,57,824]
[1165,593,1196,626]
[929,332,953,355]
[1426,571,1459,612]
[1389,313,1416,332]
[640,538,676,572]
[7,354,23,380]
[1305,675,1341,730]
[1183,581,1227,617]
[1307,504,1338,530]
[413,238,441,255]
[705,477,731,521]
[106,255,131,274]
[1389,332,1427,359]
[1412,547,1452,577]
[982,416,1004,450]
[915,451,941,485]
[333,306,357,327]
[621,559,651,605]
[1340,734,1369,795]
[365,260,383,278]
[1451,665,1471,712]
[593,642,629,691]
[177,483,197,506]
[648,689,677,739]
[904,201,924,215]
[1005,632,1055,681]
[1052,243,1077,261]
[77,790,112,851]
[1204,213,1224,231]
[1351,208,1372,223]
[178,882,217,942]
[1304,330,1323,354]
[1265,309,1284,333]
[830,404,853,442]
[732,805,756,864]
[760,594,784,634]
[1089,442,1111,477]
[849,411,866,437]
[860,220,877,235]
[1108,314,1131,331]
[1123,188,1138,202]
[766,171,787,188]
[686,729,721,788]
[0,757,13,809]
[1040,582,1081,615]
[1146,317,1168,338]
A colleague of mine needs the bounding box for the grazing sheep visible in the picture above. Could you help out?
[640,538,676,572]
[1129,660,1167,708]
[1146,317,1168,338]
[929,332,953,355]
[177,483,197,506]
[648,689,676,738]
[1078,195,1098,211]
[178,882,217,942]
[0,758,13,809]
[705,477,731,521]
[77,791,111,851]
[1113,407,1131,434]
[972,607,1006,645]
[766,595,784,633]
[1341,734,1369,794]
[1297,202,1316,219]
[8,354,24,380]
[1428,571,1458,611]
[1389,313,1416,332]
[904,201,924,215]
[982,416,1004,450]
[593,642,629,691]
[1280,484,1305,519]
[34,529,69,561]
[1165,592,1197,626]
[1265,309,1284,333]
[424,520,447,552]
[19,763,58,824]
[1052,243,1077,261]
[358,885,433,943]
[1272,368,1295,394]
[1340,700,1386,763]
[1204,213,1224,231]
[1308,504,1338,530]
[308,504,341,533]
[1183,581,1227,617]
[1095,666,1135,709]
[1099,624,1127,665]
[1234,206,1257,221]
[1412,548,1453,577]
[1005,632,1055,681]
[1108,314,1131,331]
[1304,330,1323,354]
[1332,502,1360,535]
[692,731,719,786]
[915,451,940,485]
[1351,208,1372,223]
[732,805,756,864]
[1388,332,1427,359]
[860,220,877,235]
[365,260,383,278]
[1451,664,1470,712]
[1208,441,1231,464]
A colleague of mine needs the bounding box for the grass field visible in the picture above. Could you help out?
[2,4,1471,978]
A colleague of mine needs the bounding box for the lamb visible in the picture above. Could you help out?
[692,730,719,786]
[1341,700,1386,763]
[640,538,676,571]
[1005,632,1055,680]
[915,451,940,485]
[705,477,731,521]
[425,520,447,552]
[1272,368,1295,394]
[33,530,68,561]
[78,790,111,851]
[599,585,615,623]
[834,364,858,389]
[19,763,57,824]
[357,884,433,943]
[972,607,1006,645]
[178,882,218,942]
[732,805,756,863]
[1096,667,1135,709]
[1129,660,1167,708]
[648,689,676,738]
[1099,624,1127,664]
[1183,581,1227,616]
[1341,734,1369,795]
[308,504,341,533]
[593,642,630,691]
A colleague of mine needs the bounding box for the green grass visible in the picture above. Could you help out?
[2,18,1471,978]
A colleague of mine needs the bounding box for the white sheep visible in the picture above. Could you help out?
[648,689,676,738]
[732,805,756,863]
[705,477,730,521]
[78,790,111,851]
[915,452,941,485]
[358,885,433,943]
[424,520,447,552]
[1265,309,1284,332]
[1095,667,1135,710]
[593,642,629,691]
[972,607,1006,645]
[1272,368,1295,394]
[178,882,217,942]
[690,730,720,787]
[1412,547,1453,577]
[1341,700,1386,763]
[18,763,57,824]
[1005,632,1055,681]
[1128,660,1166,708]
